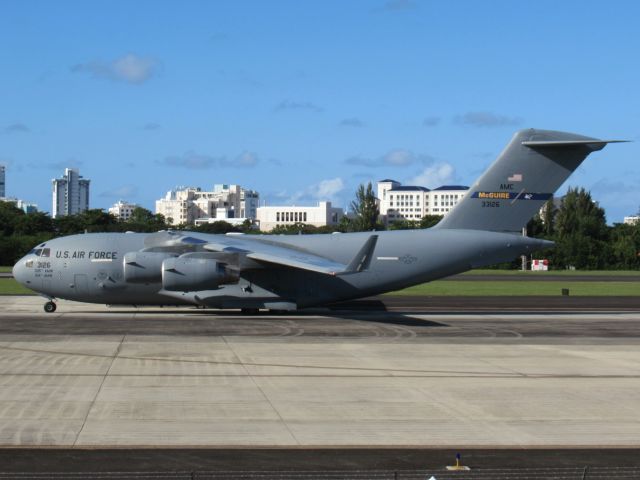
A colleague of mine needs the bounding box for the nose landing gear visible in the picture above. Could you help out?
[44,301,57,313]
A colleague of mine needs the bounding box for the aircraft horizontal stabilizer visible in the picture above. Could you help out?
[522,139,628,152]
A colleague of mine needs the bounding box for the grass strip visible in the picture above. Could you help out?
[390,280,640,296]
[461,269,640,277]
[0,279,36,295]
[0,276,638,297]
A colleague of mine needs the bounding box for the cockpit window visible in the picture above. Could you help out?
[41,248,50,258]
[33,249,43,256]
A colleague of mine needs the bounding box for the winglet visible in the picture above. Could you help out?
[344,235,378,273]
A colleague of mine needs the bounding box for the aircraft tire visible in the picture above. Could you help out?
[44,301,57,313]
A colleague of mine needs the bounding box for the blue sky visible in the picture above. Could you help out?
[1,0,638,222]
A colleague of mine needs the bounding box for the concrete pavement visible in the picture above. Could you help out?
[0,295,639,447]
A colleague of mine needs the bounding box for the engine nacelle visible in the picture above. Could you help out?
[162,257,237,291]
[123,252,176,283]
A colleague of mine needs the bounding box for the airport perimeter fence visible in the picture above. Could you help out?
[2,466,640,479]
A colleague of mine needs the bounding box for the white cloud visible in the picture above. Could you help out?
[72,54,159,85]
[407,163,456,188]
[345,149,433,168]
[159,152,217,169]
[4,123,30,134]
[454,111,522,128]
[273,100,323,113]
[234,151,259,167]
[287,177,345,205]
[158,150,260,169]
[100,185,139,198]
[340,117,365,127]
[316,177,345,199]
[384,149,414,166]
[377,0,417,11]
[423,116,440,127]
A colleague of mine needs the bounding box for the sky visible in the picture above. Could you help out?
[1,0,639,222]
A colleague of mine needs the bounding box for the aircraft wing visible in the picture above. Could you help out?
[143,231,378,275]
[202,235,378,276]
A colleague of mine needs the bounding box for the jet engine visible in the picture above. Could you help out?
[161,256,238,291]
[124,252,177,283]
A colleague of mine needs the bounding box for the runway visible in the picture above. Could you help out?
[0,294,639,451]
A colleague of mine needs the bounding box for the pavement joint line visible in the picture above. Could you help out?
[3,342,640,378]
[222,335,301,446]
[0,343,535,377]
[72,334,125,447]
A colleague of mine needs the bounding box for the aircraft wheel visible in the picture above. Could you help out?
[44,301,57,313]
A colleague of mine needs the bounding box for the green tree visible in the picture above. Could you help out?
[270,223,318,235]
[350,182,381,231]
[0,201,24,236]
[540,199,556,237]
[337,215,354,233]
[15,211,54,235]
[53,209,119,235]
[419,215,443,229]
[126,207,167,232]
[609,223,640,269]
[194,221,240,234]
[552,187,609,269]
[388,219,418,230]
[53,214,86,236]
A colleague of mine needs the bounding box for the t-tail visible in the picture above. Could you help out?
[436,128,626,233]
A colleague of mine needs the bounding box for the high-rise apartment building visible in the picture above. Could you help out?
[0,164,5,198]
[51,168,90,218]
[155,184,259,226]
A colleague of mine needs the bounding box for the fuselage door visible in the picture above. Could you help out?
[73,274,89,297]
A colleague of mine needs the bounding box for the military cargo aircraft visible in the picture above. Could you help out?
[13,129,624,313]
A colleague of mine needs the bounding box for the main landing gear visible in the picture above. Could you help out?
[44,301,57,313]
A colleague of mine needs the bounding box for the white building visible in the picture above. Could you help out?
[256,202,344,232]
[15,199,38,214]
[377,179,468,225]
[51,168,90,218]
[194,208,253,227]
[109,200,139,221]
[0,164,5,198]
[624,215,640,225]
[0,197,38,214]
[155,184,259,226]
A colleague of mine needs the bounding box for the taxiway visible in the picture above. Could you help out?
[0,295,639,449]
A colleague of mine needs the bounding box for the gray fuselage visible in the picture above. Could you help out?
[13,229,549,309]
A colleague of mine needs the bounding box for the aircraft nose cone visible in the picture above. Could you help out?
[12,260,25,284]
